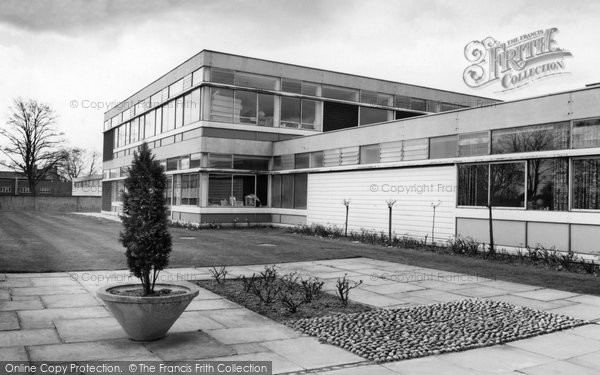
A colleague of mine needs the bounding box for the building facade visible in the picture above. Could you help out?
[0,170,72,197]
[72,174,102,197]
[102,50,600,255]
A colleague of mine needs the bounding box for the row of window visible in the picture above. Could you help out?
[73,180,101,188]
[458,157,600,210]
[273,118,600,170]
[0,187,51,194]
[106,66,475,132]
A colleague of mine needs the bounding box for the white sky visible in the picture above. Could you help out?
[0,0,598,155]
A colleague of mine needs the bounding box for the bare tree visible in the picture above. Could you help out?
[59,147,87,180]
[0,98,66,195]
[87,150,100,176]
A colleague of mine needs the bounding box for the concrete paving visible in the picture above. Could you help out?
[1,257,599,374]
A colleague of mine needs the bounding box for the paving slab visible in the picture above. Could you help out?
[0,311,20,330]
[480,279,543,293]
[0,290,10,300]
[486,294,576,311]
[6,273,70,278]
[0,346,28,361]
[563,323,600,340]
[54,317,128,342]
[186,298,242,311]
[451,285,510,298]
[519,359,600,375]
[506,331,600,360]
[206,324,301,345]
[28,340,161,361]
[383,356,480,375]
[18,306,110,329]
[261,337,364,369]
[201,308,276,328]
[0,329,60,347]
[566,294,600,306]
[41,293,102,308]
[173,311,227,331]
[439,345,553,373]
[345,289,407,307]
[30,277,80,287]
[396,289,466,303]
[144,331,234,360]
[361,282,426,294]
[205,351,303,374]
[546,303,600,321]
[10,285,87,296]
[318,364,398,375]
[0,298,43,311]
[0,278,32,288]
[515,289,580,302]
[229,343,270,355]
[407,280,477,292]
[568,350,600,371]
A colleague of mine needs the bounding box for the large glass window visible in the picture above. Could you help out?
[458,164,488,206]
[144,110,155,139]
[572,118,600,149]
[430,135,458,159]
[572,158,600,210]
[294,174,307,209]
[492,122,570,154]
[258,94,274,127]
[271,173,307,209]
[301,100,319,129]
[189,88,201,124]
[207,173,264,207]
[360,107,388,125]
[165,176,173,206]
[301,82,319,96]
[155,107,162,134]
[310,151,324,168]
[234,72,277,90]
[175,98,184,128]
[130,118,139,143]
[234,91,257,124]
[190,153,202,168]
[271,175,281,208]
[180,173,199,206]
[281,97,301,127]
[173,174,181,205]
[294,153,310,169]
[123,122,130,146]
[322,85,358,101]
[233,155,270,170]
[527,158,568,211]
[162,101,175,131]
[210,88,234,122]
[458,132,489,157]
[360,144,380,164]
[166,158,179,171]
[490,162,525,207]
[209,154,233,169]
[281,174,294,208]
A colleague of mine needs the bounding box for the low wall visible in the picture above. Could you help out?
[0,196,101,212]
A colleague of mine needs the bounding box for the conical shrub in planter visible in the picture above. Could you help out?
[97,142,198,341]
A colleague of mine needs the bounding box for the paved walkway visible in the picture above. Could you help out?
[1,258,600,374]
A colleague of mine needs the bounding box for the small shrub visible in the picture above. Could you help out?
[447,236,480,256]
[280,290,305,313]
[250,266,283,304]
[336,274,363,306]
[209,266,228,284]
[580,259,598,274]
[527,246,541,263]
[241,274,257,293]
[559,250,577,270]
[300,277,324,303]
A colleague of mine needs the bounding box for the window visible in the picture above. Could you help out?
[233,155,270,170]
[322,85,358,101]
[282,79,301,94]
[281,97,301,127]
[360,144,380,164]
[179,156,190,170]
[492,122,570,154]
[301,100,319,129]
[410,98,426,111]
[166,158,179,171]
[234,91,257,124]
[281,174,294,208]
[459,132,489,157]
[175,98,184,128]
[310,151,324,168]
[301,82,319,96]
[294,153,310,169]
[190,153,202,168]
[208,173,262,207]
[111,181,124,203]
[180,173,199,206]
[572,118,600,149]
[162,101,175,131]
[271,175,281,208]
[173,175,181,206]
[394,95,411,109]
[272,156,282,171]
[155,107,162,134]
[209,154,233,169]
[294,174,307,209]
[458,164,488,206]
[130,118,139,143]
[572,158,600,210]
[430,135,458,159]
[169,78,184,98]
[0,187,11,193]
[258,94,274,127]
[490,162,525,207]
[360,107,388,125]
[527,158,568,211]
[19,187,31,194]
[144,110,155,139]
[235,72,277,90]
[210,88,234,122]
[211,68,234,84]
[165,176,172,205]
[360,91,392,106]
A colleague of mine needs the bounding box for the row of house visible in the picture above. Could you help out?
[91,50,597,255]
[0,170,102,197]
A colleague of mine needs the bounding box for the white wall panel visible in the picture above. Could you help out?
[307,166,456,242]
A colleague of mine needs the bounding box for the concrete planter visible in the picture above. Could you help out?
[97,281,200,341]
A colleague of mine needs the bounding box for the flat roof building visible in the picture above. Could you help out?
[102,50,600,256]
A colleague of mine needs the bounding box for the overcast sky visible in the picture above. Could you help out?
[0,0,598,156]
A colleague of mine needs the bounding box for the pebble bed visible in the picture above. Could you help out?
[290,299,588,363]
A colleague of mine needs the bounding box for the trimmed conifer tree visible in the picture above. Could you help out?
[119,142,171,296]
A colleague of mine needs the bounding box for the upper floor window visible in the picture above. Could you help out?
[572,118,600,149]
[492,122,570,154]
[322,85,358,102]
